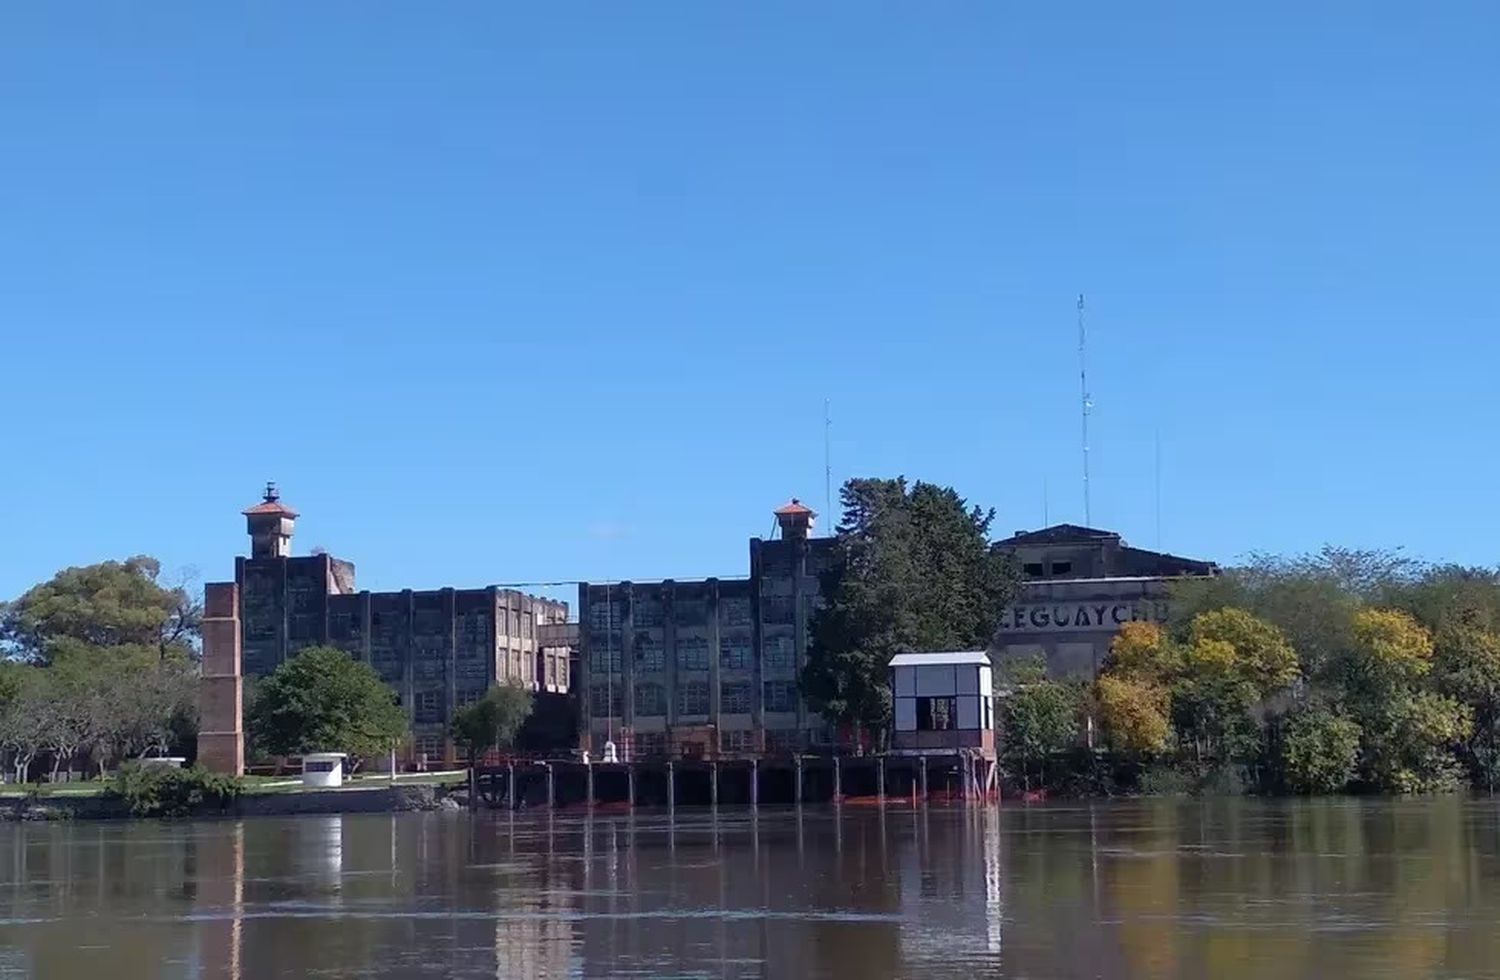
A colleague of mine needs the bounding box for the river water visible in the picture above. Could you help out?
[3,798,1500,978]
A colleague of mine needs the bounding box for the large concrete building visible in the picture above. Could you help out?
[991,524,1218,679]
[217,486,570,761]
[578,500,834,760]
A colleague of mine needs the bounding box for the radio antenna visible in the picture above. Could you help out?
[823,398,833,536]
[1078,293,1093,526]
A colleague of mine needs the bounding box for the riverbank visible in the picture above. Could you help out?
[0,782,461,821]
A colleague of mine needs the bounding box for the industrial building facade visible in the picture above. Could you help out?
[991,524,1218,678]
[221,487,570,760]
[577,500,835,760]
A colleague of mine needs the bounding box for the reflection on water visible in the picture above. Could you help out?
[2,799,1500,978]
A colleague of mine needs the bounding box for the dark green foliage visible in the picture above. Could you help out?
[1,556,199,665]
[1001,681,1081,790]
[1279,705,1361,794]
[802,478,1018,740]
[113,763,242,818]
[246,646,408,765]
[450,683,535,766]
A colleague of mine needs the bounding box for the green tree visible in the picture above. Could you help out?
[802,478,1017,741]
[1169,549,1382,679]
[450,683,535,769]
[1279,704,1361,794]
[1000,680,1079,790]
[1096,675,1170,754]
[1,557,200,665]
[1360,690,1472,794]
[246,646,408,768]
[1433,624,1500,790]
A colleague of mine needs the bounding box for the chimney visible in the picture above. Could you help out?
[774,498,815,542]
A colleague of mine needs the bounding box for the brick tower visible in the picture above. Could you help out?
[198,580,244,775]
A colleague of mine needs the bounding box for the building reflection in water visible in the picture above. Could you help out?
[17,800,1500,978]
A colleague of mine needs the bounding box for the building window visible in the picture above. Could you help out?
[415,735,444,760]
[635,636,664,672]
[677,680,710,716]
[414,690,443,723]
[916,696,956,731]
[721,681,752,714]
[720,598,753,627]
[675,600,707,626]
[634,731,668,758]
[635,682,667,716]
[677,637,710,672]
[590,684,622,717]
[1050,561,1072,576]
[455,688,484,709]
[764,635,796,670]
[589,600,621,630]
[720,636,752,670]
[1023,562,1045,578]
[765,729,803,754]
[591,647,622,674]
[763,681,797,713]
[761,596,794,625]
[633,600,664,628]
[719,729,754,754]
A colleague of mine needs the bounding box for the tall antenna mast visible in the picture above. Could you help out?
[1078,293,1093,525]
[824,398,833,536]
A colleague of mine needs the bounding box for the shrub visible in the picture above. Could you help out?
[1279,706,1361,794]
[113,763,243,817]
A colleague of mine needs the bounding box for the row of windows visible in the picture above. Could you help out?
[589,596,759,631]
[593,637,797,674]
[589,680,801,717]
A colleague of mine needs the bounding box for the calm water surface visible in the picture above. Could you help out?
[3,799,1500,978]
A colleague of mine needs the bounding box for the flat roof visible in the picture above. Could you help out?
[888,651,992,667]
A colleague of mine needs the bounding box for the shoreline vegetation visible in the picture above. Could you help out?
[997,549,1500,799]
[5,478,1500,814]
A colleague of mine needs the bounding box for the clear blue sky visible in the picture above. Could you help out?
[3,3,1496,605]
